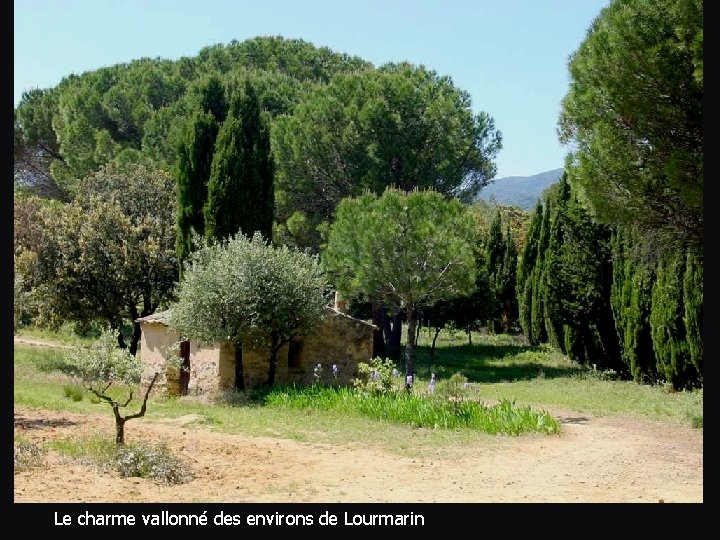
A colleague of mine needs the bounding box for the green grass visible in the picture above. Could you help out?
[14,327,703,458]
[264,384,559,434]
[14,322,100,346]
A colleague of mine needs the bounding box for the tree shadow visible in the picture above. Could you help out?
[14,414,79,431]
[409,343,583,383]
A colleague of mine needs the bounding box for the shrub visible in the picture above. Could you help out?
[107,442,193,485]
[14,441,46,472]
[353,357,401,395]
[63,383,85,402]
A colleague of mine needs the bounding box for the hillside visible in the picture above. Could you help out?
[477,168,563,210]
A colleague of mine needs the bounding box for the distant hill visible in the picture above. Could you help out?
[477,168,563,210]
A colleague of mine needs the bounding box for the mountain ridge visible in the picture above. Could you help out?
[477,168,563,210]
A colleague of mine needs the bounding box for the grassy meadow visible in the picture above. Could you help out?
[14,325,703,460]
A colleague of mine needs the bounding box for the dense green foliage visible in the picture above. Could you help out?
[14,164,178,355]
[174,76,225,265]
[486,211,518,333]
[14,36,371,198]
[169,232,329,388]
[272,63,502,250]
[519,176,702,390]
[323,188,477,383]
[204,81,274,243]
[610,230,657,383]
[558,0,703,253]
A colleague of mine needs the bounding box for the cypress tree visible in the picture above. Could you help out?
[610,229,657,383]
[530,193,552,345]
[517,200,542,342]
[174,75,228,270]
[533,175,623,371]
[204,80,275,243]
[175,111,220,265]
[683,248,703,382]
[486,211,518,333]
[650,250,694,389]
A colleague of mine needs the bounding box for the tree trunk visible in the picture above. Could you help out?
[115,328,126,350]
[234,342,245,391]
[129,321,142,357]
[371,300,386,358]
[115,417,126,445]
[467,327,472,345]
[430,326,441,360]
[266,331,280,387]
[388,311,402,360]
[404,304,417,389]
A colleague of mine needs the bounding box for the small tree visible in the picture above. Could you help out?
[169,232,329,389]
[71,328,159,445]
[323,188,477,387]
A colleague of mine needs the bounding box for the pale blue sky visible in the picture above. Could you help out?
[14,0,610,179]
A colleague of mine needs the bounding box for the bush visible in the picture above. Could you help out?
[63,383,85,402]
[14,441,46,472]
[353,358,402,395]
[107,442,193,485]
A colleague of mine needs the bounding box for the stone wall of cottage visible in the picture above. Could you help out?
[294,313,376,386]
[139,311,376,394]
[139,323,179,396]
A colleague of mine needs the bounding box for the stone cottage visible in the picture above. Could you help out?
[136,302,378,396]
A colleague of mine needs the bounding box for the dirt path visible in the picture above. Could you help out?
[14,404,703,503]
[14,335,703,503]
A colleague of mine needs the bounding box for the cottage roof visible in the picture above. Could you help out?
[134,310,171,324]
[135,307,378,330]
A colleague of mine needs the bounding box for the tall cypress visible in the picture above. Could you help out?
[517,200,542,343]
[683,248,703,382]
[204,80,275,243]
[175,75,228,270]
[175,112,220,264]
[544,176,621,370]
[610,229,657,383]
[650,249,701,390]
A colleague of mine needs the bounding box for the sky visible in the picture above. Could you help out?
[14,0,611,179]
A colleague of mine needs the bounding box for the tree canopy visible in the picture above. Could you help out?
[273,63,502,250]
[323,188,477,384]
[558,0,703,254]
[14,163,178,354]
[169,232,329,388]
[14,36,371,198]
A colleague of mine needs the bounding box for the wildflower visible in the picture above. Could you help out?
[332,364,339,379]
[313,363,323,382]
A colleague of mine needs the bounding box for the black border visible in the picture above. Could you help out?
[9,0,706,533]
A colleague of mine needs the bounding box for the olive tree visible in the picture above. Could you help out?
[169,232,329,389]
[71,328,159,445]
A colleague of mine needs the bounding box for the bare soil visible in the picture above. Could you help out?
[14,403,703,503]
